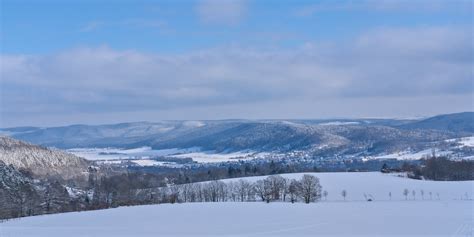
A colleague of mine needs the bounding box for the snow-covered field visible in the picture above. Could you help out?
[448,136,474,147]
[369,148,453,160]
[67,147,262,163]
[223,172,473,201]
[364,136,474,161]
[1,201,471,237]
[67,147,200,160]
[169,151,266,163]
[1,172,472,236]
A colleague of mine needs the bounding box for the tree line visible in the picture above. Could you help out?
[94,174,323,206]
[381,156,473,181]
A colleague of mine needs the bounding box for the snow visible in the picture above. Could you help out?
[131,159,179,167]
[1,202,472,237]
[96,160,123,165]
[94,159,182,167]
[182,120,205,127]
[367,136,474,161]
[370,148,452,160]
[1,172,472,236]
[170,151,263,163]
[68,146,264,163]
[67,147,200,160]
[222,172,473,201]
[446,136,474,147]
[319,121,360,126]
[131,159,162,166]
[459,136,474,147]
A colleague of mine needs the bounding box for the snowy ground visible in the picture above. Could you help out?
[447,136,474,148]
[67,147,263,163]
[1,172,472,236]
[169,151,267,163]
[67,147,201,160]
[1,201,472,237]
[223,172,473,201]
[369,148,453,160]
[364,136,474,161]
[67,146,268,164]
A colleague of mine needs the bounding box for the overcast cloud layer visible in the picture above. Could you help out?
[1,25,472,126]
[1,0,473,126]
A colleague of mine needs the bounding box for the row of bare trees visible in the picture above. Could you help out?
[150,174,322,204]
[402,189,441,200]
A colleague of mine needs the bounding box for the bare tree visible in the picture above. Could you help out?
[254,180,266,202]
[266,175,286,201]
[181,183,193,203]
[145,174,326,206]
[236,179,252,202]
[341,190,347,201]
[193,183,203,202]
[300,175,321,204]
[281,177,289,202]
[389,192,392,200]
[420,190,424,200]
[262,178,273,203]
[227,181,238,202]
[429,191,432,200]
[216,181,227,202]
[206,180,224,202]
[412,190,416,200]
[403,189,409,200]
[288,179,301,203]
[323,190,328,201]
[169,185,181,204]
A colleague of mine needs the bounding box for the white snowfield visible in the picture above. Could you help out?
[1,172,473,237]
[67,147,261,163]
[369,148,453,160]
[170,151,266,163]
[447,136,474,148]
[67,147,201,160]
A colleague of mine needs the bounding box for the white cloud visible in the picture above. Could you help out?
[196,0,247,25]
[295,0,471,17]
[79,19,167,33]
[79,21,105,32]
[1,26,472,126]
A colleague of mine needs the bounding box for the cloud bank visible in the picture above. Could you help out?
[196,0,247,25]
[1,26,472,126]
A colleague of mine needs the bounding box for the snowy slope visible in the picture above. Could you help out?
[1,172,472,237]
[0,136,89,180]
[216,172,473,201]
[1,202,471,237]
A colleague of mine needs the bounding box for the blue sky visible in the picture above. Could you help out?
[2,0,471,55]
[0,0,473,126]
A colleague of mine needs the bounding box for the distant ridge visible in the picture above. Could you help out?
[398,112,474,133]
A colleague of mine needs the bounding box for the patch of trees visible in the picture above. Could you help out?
[380,163,402,173]
[421,156,474,181]
[109,174,323,205]
[0,162,85,220]
[385,156,474,181]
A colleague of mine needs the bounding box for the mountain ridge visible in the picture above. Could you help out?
[0,112,471,157]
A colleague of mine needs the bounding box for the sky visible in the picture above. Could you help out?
[0,0,473,127]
